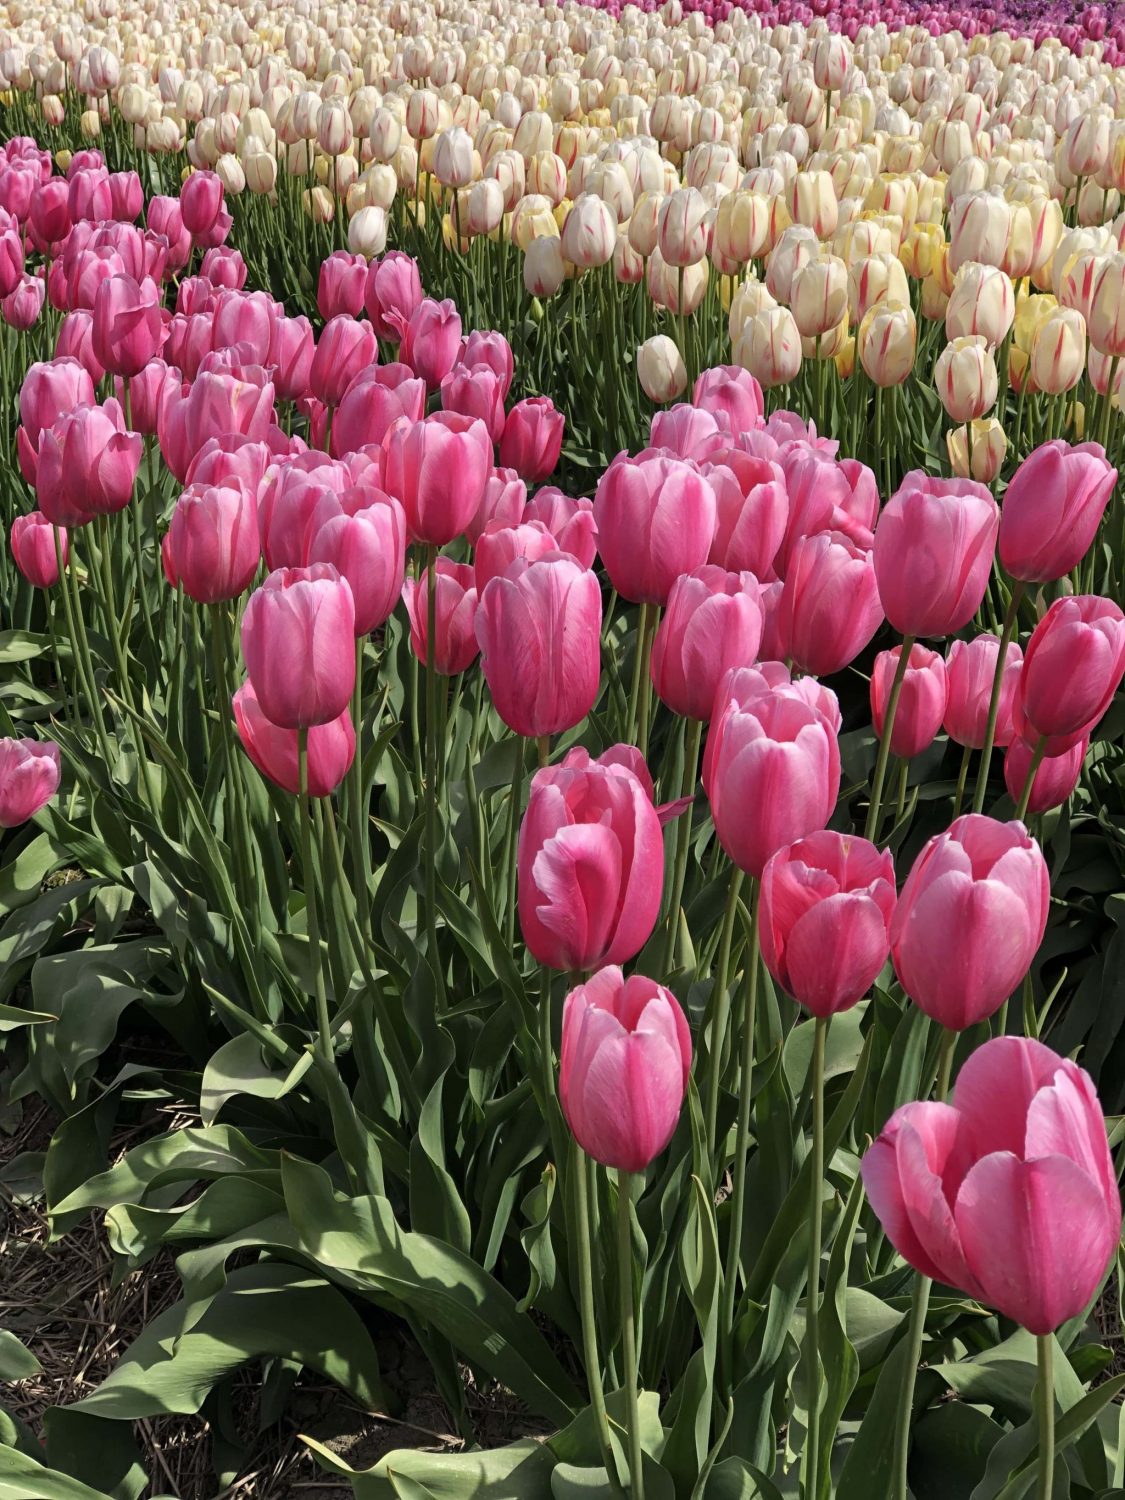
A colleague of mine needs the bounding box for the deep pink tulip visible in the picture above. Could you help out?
[115,359,181,437]
[91,273,163,378]
[705,687,841,877]
[240,564,356,728]
[309,315,378,408]
[474,520,560,591]
[29,178,71,248]
[524,487,598,569]
[593,453,717,604]
[159,366,277,483]
[465,468,527,546]
[871,644,948,759]
[650,565,762,721]
[400,297,462,389]
[401,558,480,675]
[233,680,354,797]
[476,553,602,737]
[317,251,368,321]
[363,252,423,340]
[19,357,96,451]
[703,450,788,578]
[559,967,691,1172]
[3,274,45,331]
[258,457,354,569]
[999,441,1117,583]
[649,403,729,462]
[776,451,878,573]
[459,330,515,401]
[862,1036,1121,1335]
[108,171,143,221]
[165,480,261,604]
[268,315,316,403]
[330,364,426,455]
[180,171,225,238]
[68,167,112,224]
[692,365,764,437]
[175,280,216,321]
[186,436,273,493]
[0,227,24,298]
[441,364,507,444]
[55,309,105,384]
[10,512,66,588]
[760,830,896,1017]
[163,313,214,382]
[200,247,247,290]
[383,412,492,546]
[147,195,192,273]
[0,738,61,826]
[779,531,884,677]
[518,745,665,972]
[308,493,407,635]
[212,290,278,366]
[36,401,142,527]
[873,472,1000,638]
[891,814,1049,1030]
[944,634,1023,750]
[1005,734,1087,814]
[1015,595,1125,753]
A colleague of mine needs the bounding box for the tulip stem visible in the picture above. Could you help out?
[971,582,1024,815]
[54,526,113,769]
[801,1014,828,1500]
[864,634,914,842]
[209,604,257,938]
[894,758,909,826]
[423,544,445,1000]
[349,637,370,906]
[1015,735,1048,823]
[504,738,526,949]
[704,867,746,1158]
[1036,1334,1055,1500]
[298,728,333,1064]
[720,883,760,1394]
[636,607,659,763]
[662,717,702,976]
[574,1143,619,1490]
[952,741,972,818]
[616,1172,645,1500]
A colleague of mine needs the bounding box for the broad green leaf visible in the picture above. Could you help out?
[0,1447,120,1500]
[200,1033,290,1127]
[301,1432,554,1499]
[0,1332,40,1381]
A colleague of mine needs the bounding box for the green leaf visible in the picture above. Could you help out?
[0,1448,121,1500]
[200,1033,290,1127]
[42,1410,146,1500]
[810,1175,863,1499]
[703,1458,784,1500]
[911,1402,1004,1500]
[0,1332,40,1381]
[301,1432,555,1499]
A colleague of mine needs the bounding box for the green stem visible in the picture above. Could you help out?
[1036,1334,1055,1500]
[298,728,333,1063]
[636,606,659,763]
[865,635,915,841]
[574,1145,619,1488]
[349,636,370,900]
[952,741,972,818]
[626,602,650,745]
[802,1015,828,1500]
[661,717,702,975]
[504,738,526,949]
[719,884,760,1388]
[972,582,1024,815]
[423,544,444,999]
[616,1173,645,1500]
[1015,736,1048,823]
[894,757,909,826]
[703,868,746,1157]
[209,605,256,933]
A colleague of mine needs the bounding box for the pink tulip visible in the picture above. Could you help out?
[115,359,180,437]
[309,315,378,408]
[559,967,691,1172]
[871,644,948,759]
[760,830,896,1017]
[1015,595,1125,753]
[692,365,763,437]
[36,402,142,527]
[476,554,602,737]
[459,331,514,401]
[186,436,273,493]
[363,252,423,340]
[0,227,24,298]
[441,364,507,444]
[999,441,1117,583]
[498,396,565,482]
[401,558,480,675]
[383,412,492,546]
[29,178,71,248]
[3,274,45,332]
[163,313,214,383]
[147,196,192,273]
[268,315,316,403]
[68,167,112,224]
[0,738,61,826]
[233,680,354,797]
[465,468,527,546]
[891,813,1049,1030]
[944,634,1023,750]
[108,171,143,221]
[180,171,225,238]
[159,366,277,484]
[91,273,163,379]
[650,565,762,721]
[474,520,561,592]
[778,531,884,677]
[240,564,356,728]
[703,450,788,578]
[200,247,247,290]
[518,746,665,971]
[165,481,261,604]
[330,364,426,455]
[317,251,369,321]
[873,471,1000,638]
[10,512,66,588]
[400,297,462,389]
[259,459,350,570]
[862,1036,1121,1334]
[524,487,598,569]
[308,494,407,635]
[776,451,877,573]
[705,687,841,877]
[212,290,278,366]
[1004,734,1087,814]
[593,453,717,604]
[55,309,105,384]
[19,357,96,451]
[649,404,729,462]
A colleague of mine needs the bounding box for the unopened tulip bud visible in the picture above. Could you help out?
[1087,253,1125,357]
[657,187,709,268]
[636,335,687,405]
[524,236,566,298]
[765,224,819,303]
[790,255,848,340]
[739,305,802,388]
[713,191,769,265]
[788,170,838,240]
[847,252,910,323]
[858,300,917,386]
[560,193,615,269]
[946,262,1015,348]
[1030,307,1087,395]
[936,335,998,422]
[947,419,1007,484]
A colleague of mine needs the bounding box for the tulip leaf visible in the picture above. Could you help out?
[0,1331,41,1382]
[0,1446,122,1500]
[302,1431,555,1498]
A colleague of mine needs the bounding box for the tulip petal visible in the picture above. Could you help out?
[533,822,621,970]
[1025,1066,1121,1210]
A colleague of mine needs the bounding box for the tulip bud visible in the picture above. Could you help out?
[945,634,1023,750]
[657,186,709,268]
[788,170,838,240]
[0,738,61,827]
[871,643,948,758]
[240,564,356,729]
[1086,253,1125,357]
[1016,595,1125,753]
[790,255,849,339]
[560,193,615,269]
[650,566,762,721]
[946,418,1007,484]
[637,334,687,404]
[402,559,480,675]
[524,236,566,298]
[738,305,802,388]
[858,300,916,386]
[935,334,998,422]
[945,261,1015,348]
[848,251,910,322]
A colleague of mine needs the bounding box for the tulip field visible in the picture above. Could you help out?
[6,0,1125,1497]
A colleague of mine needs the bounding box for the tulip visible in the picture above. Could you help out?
[560,194,616,269]
[364,252,424,340]
[738,306,802,388]
[476,554,602,737]
[309,315,378,409]
[559,967,691,1172]
[499,397,564,483]
[862,1036,1120,1334]
[692,366,763,438]
[36,402,142,527]
[650,567,763,721]
[212,291,277,365]
[518,746,664,972]
[890,814,1049,1030]
[3,274,44,331]
[706,688,841,878]
[1005,735,1087,814]
[935,335,999,422]
[657,187,709,268]
[649,405,728,464]
[0,738,61,827]
[999,441,1118,583]
[91,273,163,380]
[778,531,884,677]
[308,495,407,636]
[946,420,1007,485]
[159,367,276,485]
[459,333,514,403]
[871,645,948,759]
[593,453,717,605]
[1030,307,1087,395]
[945,262,1016,348]
[18,357,96,458]
[474,521,560,592]
[400,297,462,389]
[233,681,354,798]
[240,564,356,728]
[524,488,598,570]
[873,472,999,638]
[317,251,368,321]
[945,635,1023,750]
[637,335,687,404]
[180,170,225,238]
[10,512,66,589]
[383,411,492,546]
[441,364,507,444]
[703,451,788,579]
[465,469,527,548]
[401,559,479,676]
[200,247,247,291]
[760,831,896,1018]
[1015,595,1125,753]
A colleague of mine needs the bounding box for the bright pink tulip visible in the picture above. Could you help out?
[165,481,261,604]
[259,460,349,570]
[91,273,163,378]
[10,512,66,588]
[36,402,142,527]
[518,746,665,972]
[268,315,315,404]
[240,564,356,728]
[862,1036,1121,1334]
[524,487,598,569]
[200,247,247,290]
[649,403,729,462]
[115,359,180,437]
[163,313,214,382]
[760,830,896,1017]
[703,450,788,578]
[705,687,841,877]
[212,290,278,365]
[309,315,378,408]
[55,309,105,384]
[363,252,423,339]
[383,412,492,546]
[401,558,479,675]
[0,227,24,298]
[108,171,143,221]
[19,358,96,452]
[308,494,407,635]
[499,397,564,482]
[593,453,717,604]
[29,178,71,248]
[441,364,507,444]
[147,196,192,273]
[0,738,61,826]
[330,364,426,455]
[474,520,560,592]
[871,644,948,759]
[186,436,273,493]
[233,680,354,797]
[650,566,762,721]
[890,813,1049,1030]
[1015,595,1125,753]
[776,452,878,573]
[317,251,368,321]
[999,440,1117,583]
[476,554,602,736]
[778,531,883,677]
[559,967,691,1172]
[873,472,1000,638]
[159,366,277,483]
[3,274,45,331]
[68,167,112,224]
[465,469,527,546]
[692,365,763,437]
[180,171,225,238]
[459,331,514,401]
[400,297,462,389]
[1004,734,1087,813]
[944,634,1023,749]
